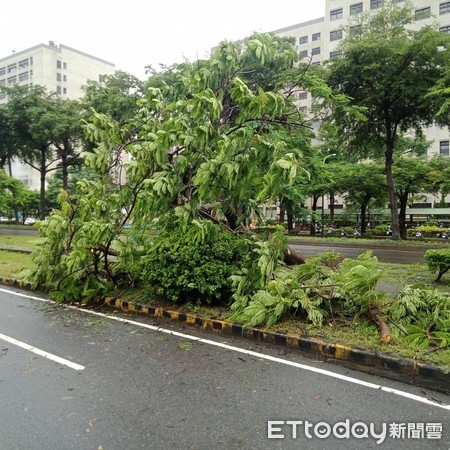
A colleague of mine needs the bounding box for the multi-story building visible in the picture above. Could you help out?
[0,41,115,189]
[272,0,450,210]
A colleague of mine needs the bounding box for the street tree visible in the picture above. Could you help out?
[81,70,144,124]
[326,2,450,239]
[30,32,356,301]
[392,156,438,238]
[336,162,387,234]
[7,86,85,218]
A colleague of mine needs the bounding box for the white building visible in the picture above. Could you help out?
[273,0,450,209]
[0,42,115,189]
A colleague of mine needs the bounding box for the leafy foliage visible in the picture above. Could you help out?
[30,32,356,303]
[390,287,450,348]
[141,225,246,305]
[424,249,450,282]
[231,250,385,328]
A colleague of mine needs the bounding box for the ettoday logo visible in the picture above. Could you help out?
[267,420,443,444]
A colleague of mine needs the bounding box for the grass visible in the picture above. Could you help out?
[0,235,448,369]
[0,251,34,278]
[0,234,37,251]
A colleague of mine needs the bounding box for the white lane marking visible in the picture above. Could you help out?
[1,287,449,410]
[0,331,85,371]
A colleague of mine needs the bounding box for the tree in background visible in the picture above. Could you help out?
[326,2,450,239]
[336,162,387,234]
[0,170,39,222]
[6,86,85,218]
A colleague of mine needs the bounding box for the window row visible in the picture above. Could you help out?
[299,50,343,59]
[0,71,33,86]
[331,2,450,22]
[0,57,33,77]
[56,60,67,69]
[331,20,448,44]
[56,73,67,82]
[299,32,321,45]
[330,0,384,21]
[441,140,450,155]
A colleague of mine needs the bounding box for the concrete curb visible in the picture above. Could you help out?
[1,276,449,395]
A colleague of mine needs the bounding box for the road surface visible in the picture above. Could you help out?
[0,287,448,449]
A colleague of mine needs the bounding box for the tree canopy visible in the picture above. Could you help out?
[326,2,450,239]
[30,32,356,301]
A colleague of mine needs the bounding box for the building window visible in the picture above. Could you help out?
[57,73,62,82]
[393,0,404,3]
[299,91,308,100]
[350,3,363,15]
[57,60,62,69]
[370,0,384,9]
[350,25,363,36]
[30,57,33,66]
[299,50,308,58]
[0,67,5,76]
[330,29,343,41]
[56,85,61,94]
[63,62,67,69]
[18,72,28,82]
[440,140,450,155]
[440,2,450,14]
[330,8,343,20]
[312,61,321,66]
[415,7,431,20]
[63,74,67,82]
[7,76,17,85]
[18,59,29,69]
[440,25,450,33]
[7,64,17,73]
[299,36,308,44]
[63,87,67,95]
[299,106,307,113]
[312,47,321,55]
[330,50,343,59]
[312,32,321,41]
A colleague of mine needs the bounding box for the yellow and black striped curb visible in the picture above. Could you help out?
[1,276,449,394]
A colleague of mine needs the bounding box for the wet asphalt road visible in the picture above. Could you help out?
[0,287,449,450]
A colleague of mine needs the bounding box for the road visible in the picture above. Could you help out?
[0,287,449,449]
[0,226,439,264]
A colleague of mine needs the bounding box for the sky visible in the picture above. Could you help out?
[2,0,325,79]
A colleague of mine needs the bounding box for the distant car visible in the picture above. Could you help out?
[0,216,10,222]
[24,218,37,225]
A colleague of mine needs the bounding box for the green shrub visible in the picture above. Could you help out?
[373,225,391,236]
[424,249,450,282]
[288,229,300,236]
[141,226,247,305]
[407,226,442,238]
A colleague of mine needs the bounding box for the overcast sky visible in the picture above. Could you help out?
[2,1,325,79]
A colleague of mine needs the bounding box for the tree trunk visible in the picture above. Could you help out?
[283,246,306,265]
[360,202,367,234]
[310,195,319,235]
[39,148,47,220]
[279,205,285,225]
[287,211,294,232]
[61,145,69,191]
[368,306,391,343]
[329,192,335,225]
[385,143,400,240]
[398,192,408,240]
